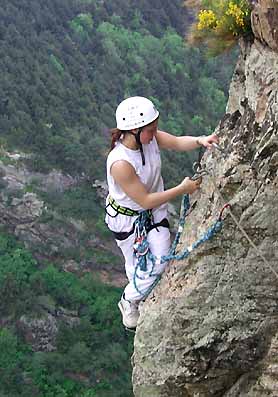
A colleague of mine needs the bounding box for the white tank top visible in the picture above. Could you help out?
[105,137,168,232]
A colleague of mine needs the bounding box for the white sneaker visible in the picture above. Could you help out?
[118,295,139,329]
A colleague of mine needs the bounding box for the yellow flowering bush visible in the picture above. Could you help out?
[188,0,252,55]
[226,2,246,27]
[197,9,217,30]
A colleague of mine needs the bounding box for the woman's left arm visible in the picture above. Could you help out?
[156,130,219,151]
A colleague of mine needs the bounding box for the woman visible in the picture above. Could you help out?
[105,96,218,329]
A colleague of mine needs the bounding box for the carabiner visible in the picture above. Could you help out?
[191,161,208,181]
[218,203,231,221]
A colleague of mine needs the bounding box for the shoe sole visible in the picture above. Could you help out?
[125,326,136,334]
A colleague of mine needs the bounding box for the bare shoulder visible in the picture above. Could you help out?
[110,160,136,183]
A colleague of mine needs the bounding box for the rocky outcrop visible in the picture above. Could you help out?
[0,158,125,286]
[132,2,278,396]
[251,0,278,52]
[0,157,77,193]
[18,313,59,352]
[0,180,81,258]
[17,297,80,352]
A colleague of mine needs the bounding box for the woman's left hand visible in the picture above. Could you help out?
[198,134,219,149]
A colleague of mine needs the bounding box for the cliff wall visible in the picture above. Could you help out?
[133,1,278,396]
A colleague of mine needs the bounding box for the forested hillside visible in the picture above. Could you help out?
[0,230,133,397]
[0,0,236,185]
[0,1,238,396]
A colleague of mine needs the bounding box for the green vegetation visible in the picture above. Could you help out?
[49,54,65,74]
[0,0,236,187]
[0,1,239,395]
[38,182,101,222]
[30,180,119,263]
[70,13,94,40]
[0,231,133,396]
[188,0,252,55]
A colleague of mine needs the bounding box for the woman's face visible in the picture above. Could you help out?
[140,119,158,144]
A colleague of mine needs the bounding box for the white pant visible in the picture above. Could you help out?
[116,226,171,302]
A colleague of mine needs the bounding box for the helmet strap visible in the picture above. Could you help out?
[129,128,145,166]
[135,127,145,166]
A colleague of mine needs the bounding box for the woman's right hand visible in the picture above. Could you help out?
[179,176,202,194]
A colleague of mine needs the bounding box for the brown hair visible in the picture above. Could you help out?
[110,128,123,151]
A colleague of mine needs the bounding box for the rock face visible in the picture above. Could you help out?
[251,0,278,52]
[132,3,278,396]
[17,298,80,352]
[0,163,79,256]
[18,313,59,352]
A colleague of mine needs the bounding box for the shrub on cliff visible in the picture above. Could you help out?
[187,0,252,54]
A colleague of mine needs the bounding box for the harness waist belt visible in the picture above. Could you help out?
[108,196,139,217]
[112,218,170,241]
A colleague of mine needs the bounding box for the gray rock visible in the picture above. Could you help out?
[133,2,278,396]
[18,313,58,352]
[92,179,108,201]
[0,161,85,258]
[251,0,278,52]
[18,303,80,352]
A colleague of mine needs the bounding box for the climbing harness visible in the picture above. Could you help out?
[106,197,170,241]
[105,195,139,218]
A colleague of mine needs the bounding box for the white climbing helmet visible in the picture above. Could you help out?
[116,96,159,130]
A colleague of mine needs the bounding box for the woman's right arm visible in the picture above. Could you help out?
[110,160,201,210]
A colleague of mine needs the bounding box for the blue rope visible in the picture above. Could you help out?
[132,195,223,297]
